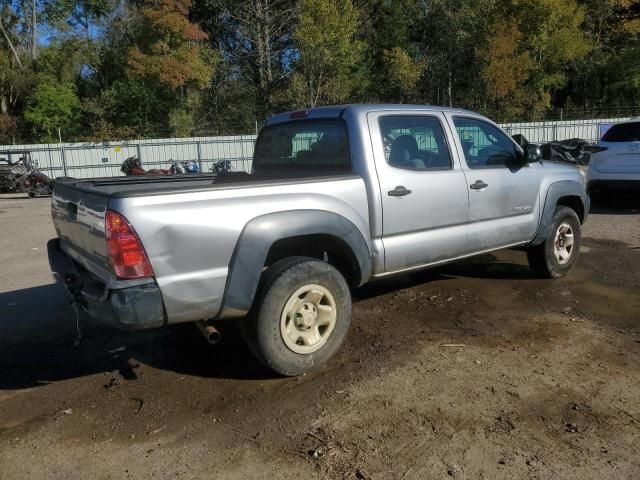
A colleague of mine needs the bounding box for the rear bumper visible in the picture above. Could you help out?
[48,239,166,330]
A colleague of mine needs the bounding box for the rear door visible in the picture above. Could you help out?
[447,114,541,250]
[367,111,470,273]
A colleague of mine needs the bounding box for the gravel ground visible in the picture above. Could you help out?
[1,192,639,480]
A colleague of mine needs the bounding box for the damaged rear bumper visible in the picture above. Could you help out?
[47,239,166,330]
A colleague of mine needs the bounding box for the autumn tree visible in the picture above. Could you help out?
[128,0,215,91]
[482,21,533,119]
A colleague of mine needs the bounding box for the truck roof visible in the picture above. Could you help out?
[266,104,476,125]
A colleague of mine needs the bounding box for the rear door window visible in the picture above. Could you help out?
[601,122,640,142]
[253,120,350,172]
[378,115,452,170]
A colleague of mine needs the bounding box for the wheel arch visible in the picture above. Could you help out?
[218,210,372,319]
[557,195,585,223]
[530,180,589,246]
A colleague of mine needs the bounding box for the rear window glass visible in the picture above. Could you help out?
[602,122,640,142]
[379,115,452,170]
[253,120,350,171]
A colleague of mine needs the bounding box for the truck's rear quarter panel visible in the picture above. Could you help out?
[108,176,370,324]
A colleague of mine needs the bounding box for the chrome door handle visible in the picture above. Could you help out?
[470,180,488,190]
[388,186,412,197]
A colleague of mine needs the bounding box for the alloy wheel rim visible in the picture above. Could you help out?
[553,223,574,265]
[280,284,337,354]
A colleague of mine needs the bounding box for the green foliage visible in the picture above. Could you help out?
[379,47,425,102]
[291,0,363,107]
[0,0,639,143]
[24,79,81,141]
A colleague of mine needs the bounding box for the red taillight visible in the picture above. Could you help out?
[105,210,153,279]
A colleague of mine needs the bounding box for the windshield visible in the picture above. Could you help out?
[253,120,351,172]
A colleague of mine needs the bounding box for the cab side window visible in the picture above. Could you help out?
[379,116,452,171]
[453,117,518,168]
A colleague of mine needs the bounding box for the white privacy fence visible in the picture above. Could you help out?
[499,117,627,143]
[0,117,629,179]
[0,135,257,180]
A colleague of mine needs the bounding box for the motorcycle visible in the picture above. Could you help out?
[0,153,30,193]
[0,151,53,197]
[121,156,169,175]
[22,169,54,198]
[169,160,199,174]
[210,159,233,174]
[121,157,200,176]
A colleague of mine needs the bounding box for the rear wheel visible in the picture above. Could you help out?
[527,206,581,278]
[242,257,352,376]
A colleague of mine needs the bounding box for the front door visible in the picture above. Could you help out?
[446,114,541,250]
[368,111,470,273]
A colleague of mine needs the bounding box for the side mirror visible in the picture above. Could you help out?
[525,144,542,163]
[512,133,529,149]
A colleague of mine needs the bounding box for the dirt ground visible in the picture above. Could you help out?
[1,192,639,480]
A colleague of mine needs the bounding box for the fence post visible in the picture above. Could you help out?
[136,143,143,165]
[240,135,246,172]
[553,123,558,142]
[58,129,68,177]
[196,141,203,172]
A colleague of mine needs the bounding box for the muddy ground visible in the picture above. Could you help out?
[1,192,639,479]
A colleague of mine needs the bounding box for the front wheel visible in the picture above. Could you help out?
[242,257,352,376]
[527,206,581,278]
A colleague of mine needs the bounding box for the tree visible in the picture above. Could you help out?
[192,0,297,120]
[565,0,640,110]
[128,0,216,91]
[379,47,424,102]
[24,79,80,140]
[290,0,363,107]
[481,21,533,119]
[511,0,591,116]
[415,0,495,108]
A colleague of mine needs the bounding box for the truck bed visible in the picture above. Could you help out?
[55,172,354,198]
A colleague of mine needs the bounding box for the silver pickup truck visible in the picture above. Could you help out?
[49,104,589,375]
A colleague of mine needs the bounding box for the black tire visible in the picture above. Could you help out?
[242,256,352,376]
[527,206,581,278]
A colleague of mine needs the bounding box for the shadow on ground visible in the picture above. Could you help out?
[0,253,539,391]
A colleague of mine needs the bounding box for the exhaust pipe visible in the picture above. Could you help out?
[195,321,221,345]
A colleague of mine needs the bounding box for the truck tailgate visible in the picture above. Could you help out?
[51,182,114,283]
